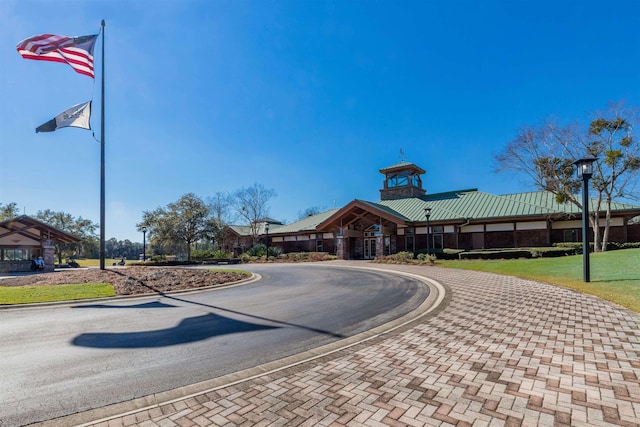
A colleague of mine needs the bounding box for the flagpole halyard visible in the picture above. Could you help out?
[100,19,106,270]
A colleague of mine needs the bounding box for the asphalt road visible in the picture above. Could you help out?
[0,264,429,427]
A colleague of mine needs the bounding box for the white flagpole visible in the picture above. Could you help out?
[100,19,106,270]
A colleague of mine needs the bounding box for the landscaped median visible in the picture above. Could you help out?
[0,267,250,306]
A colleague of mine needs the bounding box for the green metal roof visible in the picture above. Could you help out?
[377,189,640,222]
[502,191,640,215]
[356,200,412,221]
[268,208,341,235]
[230,190,640,237]
[229,221,285,237]
[227,225,253,236]
[377,189,556,222]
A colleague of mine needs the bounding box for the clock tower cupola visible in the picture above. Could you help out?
[379,161,426,200]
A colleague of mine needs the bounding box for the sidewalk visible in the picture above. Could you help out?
[60,262,640,426]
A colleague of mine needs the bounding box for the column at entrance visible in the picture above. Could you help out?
[42,243,56,272]
[336,236,348,260]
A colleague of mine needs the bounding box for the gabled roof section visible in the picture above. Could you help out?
[356,200,412,222]
[227,218,286,237]
[227,225,253,237]
[316,200,412,230]
[0,215,82,244]
[268,208,340,234]
[227,210,340,237]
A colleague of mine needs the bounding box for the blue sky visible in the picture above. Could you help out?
[2,1,640,243]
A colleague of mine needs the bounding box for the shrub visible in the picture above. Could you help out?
[459,249,532,260]
[239,252,253,263]
[281,252,335,262]
[436,248,465,260]
[212,250,233,259]
[417,253,437,263]
[373,252,415,264]
[247,244,267,257]
[621,242,640,249]
[393,251,415,262]
[528,247,574,258]
[191,249,234,260]
[190,249,215,260]
[268,246,283,257]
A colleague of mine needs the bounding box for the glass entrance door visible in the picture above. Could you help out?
[364,238,376,259]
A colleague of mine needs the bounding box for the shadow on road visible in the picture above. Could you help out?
[71,270,345,348]
[72,312,281,348]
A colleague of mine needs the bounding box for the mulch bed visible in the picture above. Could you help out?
[0,267,249,296]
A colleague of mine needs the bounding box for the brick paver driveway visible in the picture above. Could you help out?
[84,261,639,427]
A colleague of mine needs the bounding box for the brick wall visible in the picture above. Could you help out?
[628,224,640,242]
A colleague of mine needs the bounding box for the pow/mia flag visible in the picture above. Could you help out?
[36,101,91,133]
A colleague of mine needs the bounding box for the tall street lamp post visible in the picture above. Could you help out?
[424,207,432,255]
[142,226,147,263]
[573,157,597,283]
[265,222,270,261]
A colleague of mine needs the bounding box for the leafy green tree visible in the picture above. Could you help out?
[34,209,98,262]
[138,193,211,261]
[102,238,143,260]
[586,114,640,248]
[495,103,640,251]
[0,202,20,221]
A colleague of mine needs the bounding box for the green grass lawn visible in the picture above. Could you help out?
[75,258,134,267]
[437,248,640,313]
[0,283,116,305]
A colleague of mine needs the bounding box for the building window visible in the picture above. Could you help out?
[564,229,578,242]
[432,226,444,233]
[316,240,323,252]
[364,224,381,238]
[1,248,30,261]
[433,235,444,250]
[386,171,419,188]
[406,236,415,253]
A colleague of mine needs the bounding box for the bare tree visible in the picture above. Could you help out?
[495,102,640,251]
[206,192,235,249]
[231,183,277,245]
[296,206,323,221]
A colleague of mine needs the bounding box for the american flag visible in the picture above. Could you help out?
[16,33,98,78]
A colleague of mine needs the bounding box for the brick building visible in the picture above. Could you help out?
[0,216,81,272]
[227,162,640,260]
